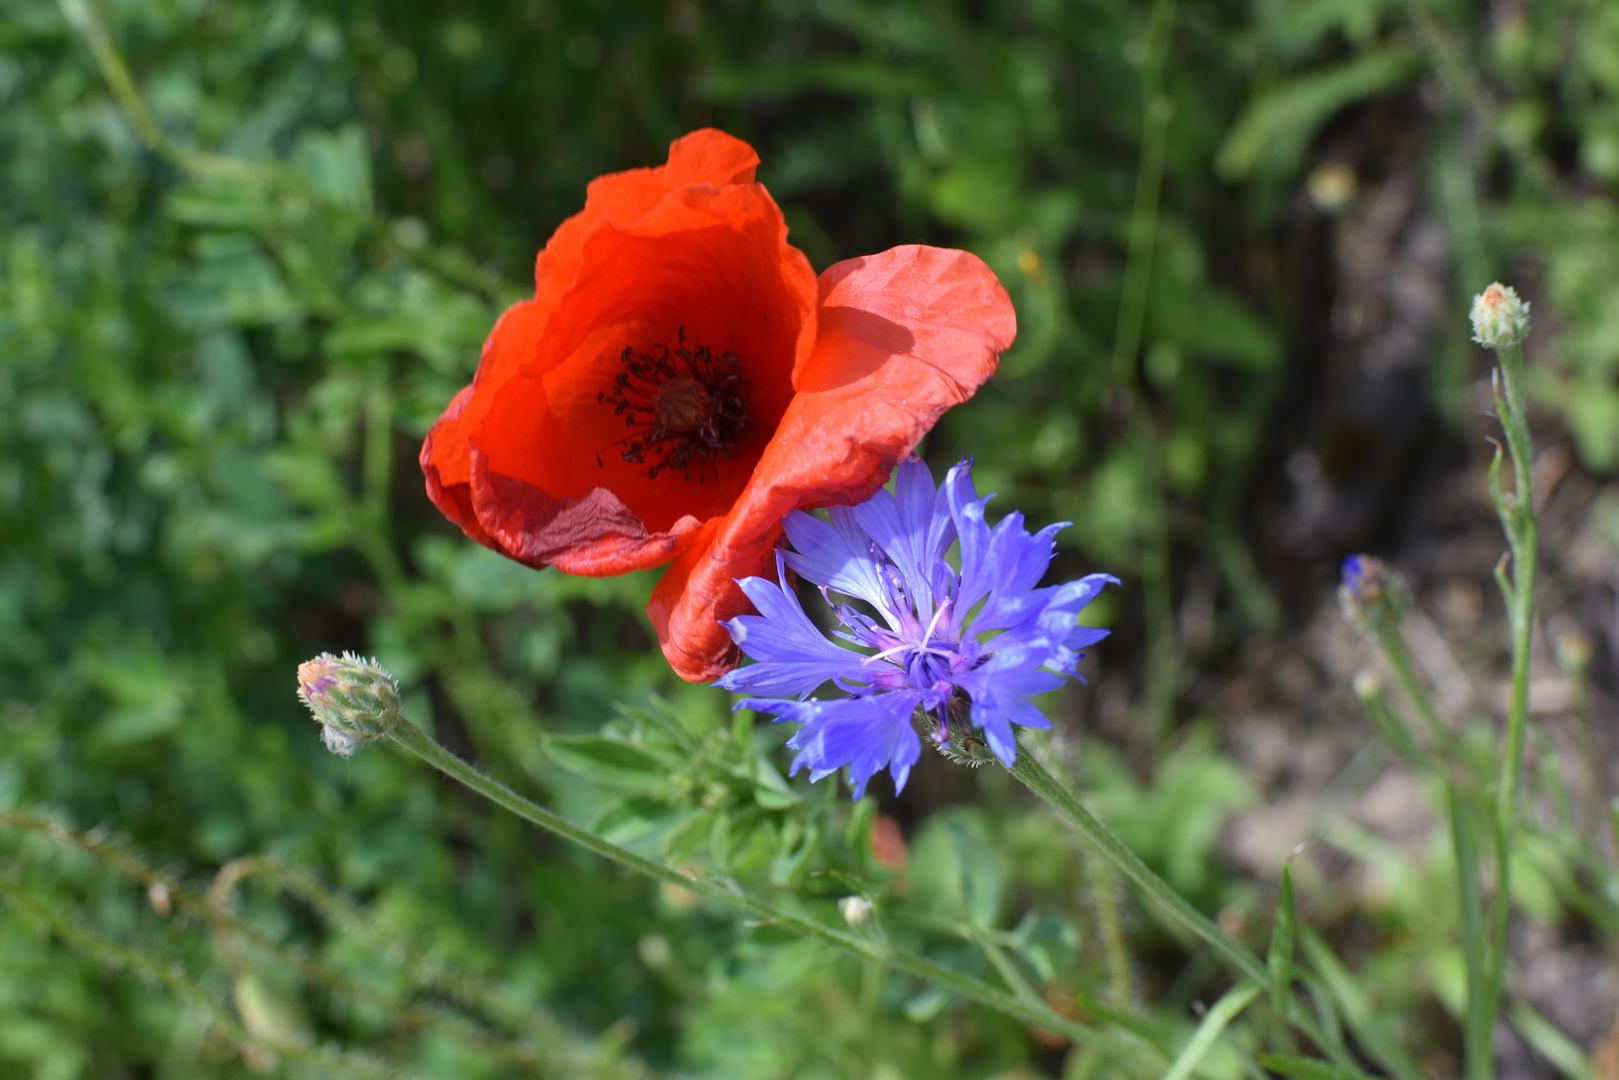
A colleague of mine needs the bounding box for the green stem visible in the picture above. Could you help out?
[1089,847,1136,1008]
[1110,0,1178,386]
[1494,339,1536,827]
[1004,744,1370,1079]
[1477,334,1536,1080]
[1032,740,1136,1007]
[384,716,1134,1055]
[1007,747,1262,981]
[1371,618,1463,763]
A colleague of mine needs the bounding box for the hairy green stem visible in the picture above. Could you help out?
[1088,844,1136,1008]
[1371,619,1463,763]
[1475,335,1536,1080]
[1111,0,1178,386]
[1004,744,1369,1079]
[384,715,1143,1057]
[1493,338,1536,827]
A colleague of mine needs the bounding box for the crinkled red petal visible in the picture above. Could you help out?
[649,244,1017,680]
[420,129,816,575]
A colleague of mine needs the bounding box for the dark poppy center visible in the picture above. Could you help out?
[596,330,750,481]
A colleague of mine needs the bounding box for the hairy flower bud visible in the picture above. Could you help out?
[295,652,400,756]
[1337,555,1406,634]
[1470,283,1530,349]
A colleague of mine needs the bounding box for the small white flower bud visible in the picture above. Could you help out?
[839,895,873,926]
[295,652,400,756]
[1470,283,1530,349]
[1352,670,1382,701]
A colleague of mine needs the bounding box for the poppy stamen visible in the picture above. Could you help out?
[597,329,749,481]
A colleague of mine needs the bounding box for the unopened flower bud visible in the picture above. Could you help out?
[1352,670,1382,701]
[295,652,400,756]
[1338,555,1405,633]
[1470,283,1530,349]
[839,895,873,926]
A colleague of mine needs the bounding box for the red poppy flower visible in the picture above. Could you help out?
[421,129,1015,681]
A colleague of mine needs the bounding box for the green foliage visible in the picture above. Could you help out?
[4,0,1618,1075]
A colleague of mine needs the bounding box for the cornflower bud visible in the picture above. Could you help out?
[1469,283,1530,350]
[1338,555,1405,634]
[295,652,400,757]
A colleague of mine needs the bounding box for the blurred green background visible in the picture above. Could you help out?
[4,0,1619,1076]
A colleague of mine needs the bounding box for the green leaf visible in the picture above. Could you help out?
[545,734,667,790]
[1452,785,1490,1076]
[1268,863,1296,1013]
[165,179,278,229]
[1218,50,1423,181]
[1255,1053,1356,1080]
[752,755,799,809]
[1509,1002,1599,1080]
[660,809,717,866]
[291,125,373,213]
[1162,980,1259,1080]
[1300,929,1427,1080]
[909,809,1005,927]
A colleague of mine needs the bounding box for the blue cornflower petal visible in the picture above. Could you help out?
[851,457,956,624]
[781,507,895,621]
[1067,625,1111,650]
[715,553,873,699]
[717,457,1114,799]
[969,520,1071,635]
[956,643,1065,764]
[944,461,997,618]
[742,691,924,798]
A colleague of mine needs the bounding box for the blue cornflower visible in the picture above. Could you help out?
[715,457,1117,798]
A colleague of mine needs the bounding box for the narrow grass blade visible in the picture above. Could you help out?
[1268,863,1297,1014]
[1300,929,1427,1080]
[1162,980,1260,1080]
[1255,1053,1356,1080]
[1451,785,1490,1080]
[1510,1002,1598,1080]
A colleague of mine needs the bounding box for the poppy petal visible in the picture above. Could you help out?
[650,244,1015,680]
[468,445,703,575]
[420,132,816,578]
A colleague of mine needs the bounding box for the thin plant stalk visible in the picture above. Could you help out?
[1111,0,1181,739]
[1003,745,1369,1079]
[382,713,1154,1061]
[1469,285,1537,1080]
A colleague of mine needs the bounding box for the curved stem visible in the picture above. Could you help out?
[1004,743,1371,1079]
[384,715,1147,1059]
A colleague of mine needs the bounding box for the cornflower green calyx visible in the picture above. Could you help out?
[1468,282,1530,349]
[296,652,401,756]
